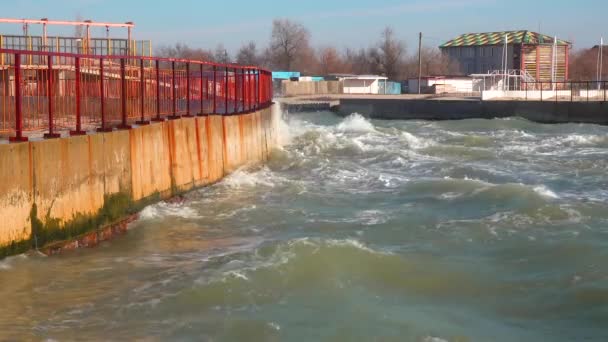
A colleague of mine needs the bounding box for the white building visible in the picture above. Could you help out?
[331,75,389,94]
[407,76,474,94]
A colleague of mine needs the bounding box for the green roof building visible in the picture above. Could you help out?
[440,30,571,82]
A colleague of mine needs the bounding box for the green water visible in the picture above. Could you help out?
[1,112,608,341]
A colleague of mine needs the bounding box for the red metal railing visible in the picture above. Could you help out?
[0,49,273,142]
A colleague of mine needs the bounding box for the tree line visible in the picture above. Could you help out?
[157,18,605,82]
[156,19,460,81]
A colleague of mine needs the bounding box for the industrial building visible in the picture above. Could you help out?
[440,30,571,82]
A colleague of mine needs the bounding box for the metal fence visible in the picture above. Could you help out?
[519,81,608,102]
[0,35,152,59]
[0,49,273,142]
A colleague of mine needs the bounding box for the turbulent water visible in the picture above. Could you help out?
[1,111,608,341]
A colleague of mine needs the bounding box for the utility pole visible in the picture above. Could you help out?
[598,37,604,90]
[418,32,422,94]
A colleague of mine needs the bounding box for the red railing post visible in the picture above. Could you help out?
[70,56,86,135]
[152,59,163,122]
[136,58,149,125]
[185,62,192,117]
[169,60,179,119]
[9,53,27,142]
[97,57,112,132]
[233,68,238,114]
[213,65,217,114]
[44,54,60,138]
[244,68,248,112]
[117,58,131,129]
[570,81,573,103]
[255,69,262,109]
[225,66,229,114]
[198,63,204,116]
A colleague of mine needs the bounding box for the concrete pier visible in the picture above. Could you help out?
[0,107,281,258]
[278,95,608,125]
[338,98,608,124]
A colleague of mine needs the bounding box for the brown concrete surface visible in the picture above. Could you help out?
[0,143,33,246]
[0,107,278,254]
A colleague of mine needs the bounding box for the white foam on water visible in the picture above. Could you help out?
[423,337,449,342]
[222,167,276,189]
[355,210,389,226]
[0,253,29,271]
[140,202,202,220]
[533,185,560,199]
[225,270,250,281]
[323,238,391,255]
[336,113,376,133]
[561,134,604,146]
[0,260,12,271]
[401,131,432,149]
[268,322,281,331]
[217,204,258,219]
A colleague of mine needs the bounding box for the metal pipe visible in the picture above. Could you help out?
[70,56,85,135]
[118,57,130,129]
[213,65,217,114]
[97,57,112,131]
[136,58,149,124]
[0,18,135,28]
[198,64,205,115]
[152,59,162,121]
[44,55,60,138]
[9,53,27,142]
[225,66,229,114]
[185,62,191,116]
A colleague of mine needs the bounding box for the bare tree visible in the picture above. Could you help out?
[569,47,608,81]
[214,44,231,64]
[369,27,406,80]
[270,19,311,70]
[343,48,373,75]
[400,47,461,78]
[156,43,215,61]
[318,47,344,75]
[236,41,259,66]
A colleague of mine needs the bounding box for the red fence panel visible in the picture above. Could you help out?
[0,48,273,141]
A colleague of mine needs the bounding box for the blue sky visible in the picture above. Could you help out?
[1,0,606,53]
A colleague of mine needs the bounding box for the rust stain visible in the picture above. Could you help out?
[205,117,214,181]
[28,142,34,199]
[239,115,245,164]
[166,122,176,191]
[128,128,138,200]
[194,118,204,181]
[221,116,228,174]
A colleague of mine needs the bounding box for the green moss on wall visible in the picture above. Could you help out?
[0,191,162,259]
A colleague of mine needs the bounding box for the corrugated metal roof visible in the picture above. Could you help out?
[440,31,570,47]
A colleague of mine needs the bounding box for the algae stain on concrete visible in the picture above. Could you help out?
[0,192,156,259]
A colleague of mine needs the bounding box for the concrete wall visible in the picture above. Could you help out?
[482,90,572,101]
[339,98,608,125]
[281,80,343,97]
[0,107,280,256]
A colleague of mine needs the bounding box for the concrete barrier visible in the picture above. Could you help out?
[0,107,279,258]
[281,81,343,97]
[482,90,572,101]
[339,98,608,125]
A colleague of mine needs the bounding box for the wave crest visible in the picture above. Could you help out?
[336,113,376,133]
